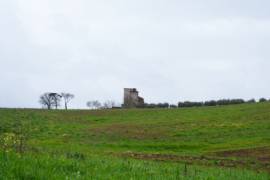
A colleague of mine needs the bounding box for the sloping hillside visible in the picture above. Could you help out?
[0,103,269,179]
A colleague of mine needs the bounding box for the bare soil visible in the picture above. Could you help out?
[118,147,270,172]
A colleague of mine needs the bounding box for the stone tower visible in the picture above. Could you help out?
[123,88,144,108]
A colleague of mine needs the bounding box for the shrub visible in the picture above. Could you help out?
[247,99,256,103]
[259,98,267,103]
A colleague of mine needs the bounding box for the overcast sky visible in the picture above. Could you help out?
[0,0,270,108]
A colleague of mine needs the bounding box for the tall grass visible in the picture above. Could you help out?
[0,151,269,180]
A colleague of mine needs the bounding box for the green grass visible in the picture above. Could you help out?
[0,152,269,180]
[0,102,270,179]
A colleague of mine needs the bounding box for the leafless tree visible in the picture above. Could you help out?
[39,93,55,109]
[86,101,93,109]
[87,100,101,109]
[61,93,74,110]
[93,101,102,109]
[49,93,62,109]
[39,92,62,109]
[103,100,116,109]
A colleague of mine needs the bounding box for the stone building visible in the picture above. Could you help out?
[123,88,144,108]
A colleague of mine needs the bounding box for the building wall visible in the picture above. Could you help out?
[123,88,144,108]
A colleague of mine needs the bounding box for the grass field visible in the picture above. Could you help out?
[0,102,270,179]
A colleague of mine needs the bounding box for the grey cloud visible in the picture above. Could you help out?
[0,0,269,108]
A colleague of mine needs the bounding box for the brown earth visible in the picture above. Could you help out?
[214,147,270,171]
[117,147,270,173]
[215,146,270,162]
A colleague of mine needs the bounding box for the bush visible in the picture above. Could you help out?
[247,99,256,103]
[178,99,246,108]
[204,100,217,106]
[144,103,170,108]
[259,98,267,103]
[178,101,203,108]
[169,104,177,108]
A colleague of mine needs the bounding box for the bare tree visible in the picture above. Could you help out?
[86,101,93,109]
[103,100,116,109]
[87,100,101,109]
[49,93,62,109]
[39,93,54,109]
[61,93,74,110]
[93,100,102,109]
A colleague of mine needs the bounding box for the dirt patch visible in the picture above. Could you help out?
[214,147,270,168]
[91,124,167,140]
[215,146,270,159]
[117,150,270,173]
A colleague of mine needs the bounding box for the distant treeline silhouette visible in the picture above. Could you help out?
[143,98,269,109]
[39,91,269,110]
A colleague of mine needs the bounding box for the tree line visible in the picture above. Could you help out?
[39,92,269,110]
[143,98,269,109]
[39,93,119,110]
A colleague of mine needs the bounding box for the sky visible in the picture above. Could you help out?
[0,0,270,109]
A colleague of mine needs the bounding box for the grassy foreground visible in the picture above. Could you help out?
[0,152,268,180]
[0,102,270,179]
